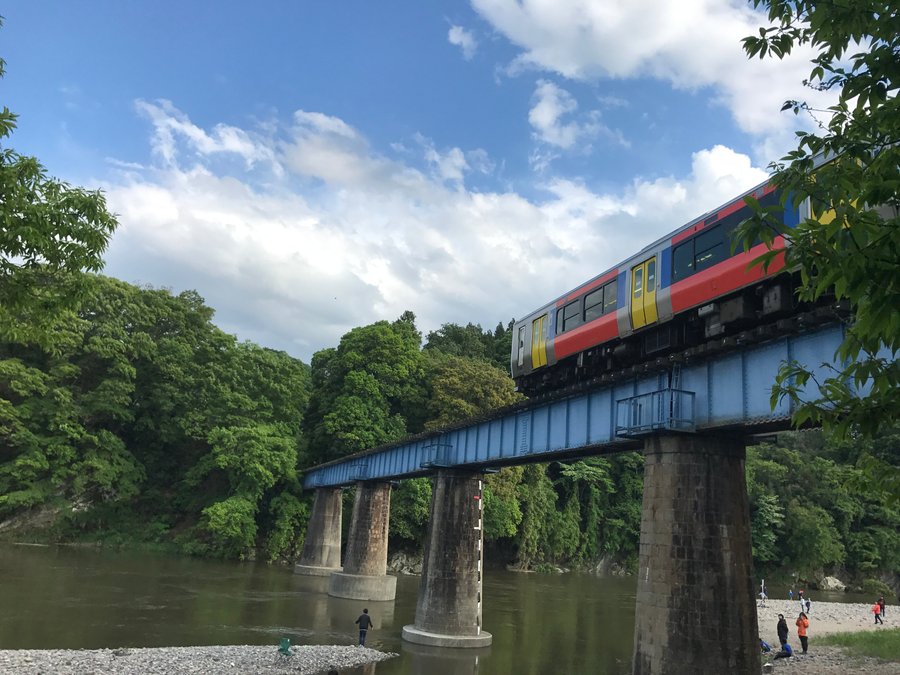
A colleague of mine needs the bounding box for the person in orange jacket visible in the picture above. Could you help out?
[873,601,884,625]
[796,612,810,653]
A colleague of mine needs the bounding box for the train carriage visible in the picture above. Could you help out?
[511,180,808,395]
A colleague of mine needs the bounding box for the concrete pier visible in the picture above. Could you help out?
[402,470,492,648]
[328,481,397,601]
[294,487,343,576]
[632,434,759,675]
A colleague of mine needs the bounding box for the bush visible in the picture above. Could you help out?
[861,578,894,597]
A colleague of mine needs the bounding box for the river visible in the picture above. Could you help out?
[0,544,869,674]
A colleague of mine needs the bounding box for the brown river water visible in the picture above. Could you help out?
[0,544,867,674]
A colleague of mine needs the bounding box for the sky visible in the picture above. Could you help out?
[2,1,832,363]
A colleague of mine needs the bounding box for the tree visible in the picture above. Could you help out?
[424,321,514,373]
[0,38,118,349]
[739,2,899,449]
[422,353,523,431]
[302,314,425,463]
[0,274,311,559]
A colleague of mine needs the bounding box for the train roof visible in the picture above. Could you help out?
[515,175,773,322]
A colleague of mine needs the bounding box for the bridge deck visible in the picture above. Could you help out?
[302,323,846,488]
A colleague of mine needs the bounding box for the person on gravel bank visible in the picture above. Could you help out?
[796,611,810,653]
[777,614,789,647]
[355,608,373,646]
[873,601,884,625]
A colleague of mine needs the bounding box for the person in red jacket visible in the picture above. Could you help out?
[796,612,810,653]
[873,602,884,625]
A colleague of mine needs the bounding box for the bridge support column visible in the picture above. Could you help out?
[632,434,759,675]
[294,487,343,576]
[402,470,492,648]
[328,481,397,601]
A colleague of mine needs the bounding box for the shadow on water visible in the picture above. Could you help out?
[0,544,646,674]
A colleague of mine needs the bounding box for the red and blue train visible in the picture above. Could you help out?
[510,179,810,395]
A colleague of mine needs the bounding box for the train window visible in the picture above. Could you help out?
[646,259,656,290]
[694,224,726,272]
[556,307,565,334]
[603,279,617,313]
[670,187,785,284]
[673,242,693,281]
[584,288,604,322]
[633,267,643,298]
[563,299,583,331]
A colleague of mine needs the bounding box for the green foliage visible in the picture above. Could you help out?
[303,313,425,462]
[483,466,524,540]
[818,627,900,662]
[784,500,846,573]
[206,425,297,499]
[263,492,309,563]
[0,37,117,350]
[0,274,311,558]
[515,465,558,568]
[739,1,900,449]
[424,320,514,372]
[861,578,893,597]
[423,353,524,431]
[749,493,785,563]
[200,495,258,559]
[389,477,432,544]
[745,432,900,578]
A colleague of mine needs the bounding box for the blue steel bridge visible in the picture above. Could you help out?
[302,319,846,489]
[295,318,861,673]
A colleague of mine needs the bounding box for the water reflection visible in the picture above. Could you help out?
[402,641,491,675]
[0,545,635,673]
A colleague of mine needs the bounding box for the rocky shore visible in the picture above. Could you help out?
[757,599,893,640]
[0,644,397,674]
[757,599,899,674]
[0,600,895,674]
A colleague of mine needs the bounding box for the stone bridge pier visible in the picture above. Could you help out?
[328,480,397,601]
[632,433,759,675]
[403,469,492,648]
[294,487,343,576]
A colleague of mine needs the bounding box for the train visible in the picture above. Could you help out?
[510,179,815,395]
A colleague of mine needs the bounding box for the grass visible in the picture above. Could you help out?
[818,627,900,662]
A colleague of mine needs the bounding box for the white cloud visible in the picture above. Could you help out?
[448,25,478,60]
[472,0,836,151]
[102,103,769,362]
[136,99,280,172]
[529,80,590,149]
[528,80,627,166]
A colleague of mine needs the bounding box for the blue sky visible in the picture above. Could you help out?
[3,1,829,361]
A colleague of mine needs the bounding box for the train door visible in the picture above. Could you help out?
[630,257,659,330]
[531,314,548,368]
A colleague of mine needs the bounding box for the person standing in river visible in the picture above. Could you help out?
[777,614,789,647]
[355,608,373,647]
[796,611,810,653]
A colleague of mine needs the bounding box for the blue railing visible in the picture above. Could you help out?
[420,442,454,469]
[615,388,696,437]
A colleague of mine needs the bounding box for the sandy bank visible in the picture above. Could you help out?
[757,599,899,674]
[757,599,893,641]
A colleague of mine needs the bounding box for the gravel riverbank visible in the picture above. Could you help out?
[0,600,894,674]
[757,599,899,674]
[0,644,397,674]
[757,599,893,639]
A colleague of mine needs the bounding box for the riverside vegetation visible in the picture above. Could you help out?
[0,6,897,594]
[1,277,897,593]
